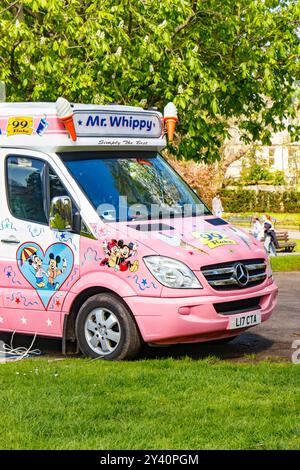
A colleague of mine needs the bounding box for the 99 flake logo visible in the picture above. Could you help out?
[7,116,33,136]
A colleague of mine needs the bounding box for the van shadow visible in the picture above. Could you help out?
[0,331,273,362]
[0,332,62,358]
[140,332,274,361]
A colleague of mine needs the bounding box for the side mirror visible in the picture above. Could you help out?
[49,196,73,232]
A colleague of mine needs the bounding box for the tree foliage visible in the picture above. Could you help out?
[220,188,300,213]
[0,0,299,161]
[241,163,287,186]
[239,150,287,185]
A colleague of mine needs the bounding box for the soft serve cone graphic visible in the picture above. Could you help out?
[163,102,178,142]
[56,97,77,141]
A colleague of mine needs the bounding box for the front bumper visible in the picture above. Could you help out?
[125,281,278,345]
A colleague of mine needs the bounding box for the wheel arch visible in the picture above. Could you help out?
[62,286,140,351]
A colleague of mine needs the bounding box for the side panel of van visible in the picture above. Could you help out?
[0,149,80,336]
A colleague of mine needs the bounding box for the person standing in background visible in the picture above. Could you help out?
[263,214,275,230]
[251,216,263,240]
[263,218,279,256]
[212,194,224,218]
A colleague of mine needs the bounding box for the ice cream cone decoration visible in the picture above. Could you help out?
[164,102,178,142]
[165,117,177,142]
[56,97,77,141]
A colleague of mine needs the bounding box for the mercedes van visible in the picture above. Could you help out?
[0,99,278,359]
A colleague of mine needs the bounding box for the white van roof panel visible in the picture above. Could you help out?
[0,102,166,152]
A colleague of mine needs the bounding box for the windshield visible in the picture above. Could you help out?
[59,151,211,222]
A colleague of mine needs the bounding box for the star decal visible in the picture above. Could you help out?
[78,120,83,126]
[20,316,28,325]
[60,233,66,240]
[55,300,61,307]
[0,317,3,324]
[15,297,21,305]
[6,271,11,278]
[46,318,53,327]
[141,279,147,286]
[98,228,109,236]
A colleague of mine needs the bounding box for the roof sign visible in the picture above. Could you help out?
[73,110,162,138]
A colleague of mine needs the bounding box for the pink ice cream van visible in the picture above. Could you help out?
[0,98,278,360]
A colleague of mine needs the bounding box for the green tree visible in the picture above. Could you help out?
[241,161,273,184]
[272,170,286,186]
[0,0,299,161]
[240,155,287,186]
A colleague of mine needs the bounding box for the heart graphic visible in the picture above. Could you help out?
[17,242,74,309]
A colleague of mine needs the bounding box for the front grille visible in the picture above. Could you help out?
[201,258,267,291]
[214,296,262,315]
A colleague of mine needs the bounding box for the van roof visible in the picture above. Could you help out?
[0,101,165,153]
[0,102,145,112]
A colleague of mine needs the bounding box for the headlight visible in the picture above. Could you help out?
[266,259,273,278]
[143,256,203,289]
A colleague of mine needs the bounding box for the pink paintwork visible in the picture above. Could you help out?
[125,282,277,344]
[60,215,278,344]
[0,212,278,343]
[0,212,278,342]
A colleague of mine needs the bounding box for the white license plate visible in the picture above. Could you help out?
[228,312,261,330]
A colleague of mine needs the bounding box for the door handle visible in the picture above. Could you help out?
[1,236,21,244]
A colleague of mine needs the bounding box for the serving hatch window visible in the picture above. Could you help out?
[59,151,211,222]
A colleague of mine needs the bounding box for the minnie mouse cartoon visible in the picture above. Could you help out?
[101,240,120,269]
[28,255,46,288]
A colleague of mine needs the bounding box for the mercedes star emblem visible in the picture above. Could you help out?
[234,263,250,287]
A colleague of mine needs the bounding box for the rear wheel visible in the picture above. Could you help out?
[75,293,141,360]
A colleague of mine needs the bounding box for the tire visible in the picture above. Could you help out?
[75,293,142,360]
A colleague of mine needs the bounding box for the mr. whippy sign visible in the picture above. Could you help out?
[74,110,162,138]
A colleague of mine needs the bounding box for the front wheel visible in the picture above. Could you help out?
[75,293,142,360]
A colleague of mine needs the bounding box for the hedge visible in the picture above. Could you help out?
[220,189,300,213]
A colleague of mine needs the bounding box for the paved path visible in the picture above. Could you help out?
[245,228,300,240]
[1,272,299,363]
[288,230,300,240]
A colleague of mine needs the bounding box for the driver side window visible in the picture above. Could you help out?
[49,167,69,200]
[6,155,73,225]
[49,166,94,238]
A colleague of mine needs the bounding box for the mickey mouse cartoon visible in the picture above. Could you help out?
[118,241,139,272]
[101,239,139,272]
[47,253,67,290]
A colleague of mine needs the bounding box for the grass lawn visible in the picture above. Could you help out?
[1,358,300,450]
[224,212,300,230]
[271,255,300,272]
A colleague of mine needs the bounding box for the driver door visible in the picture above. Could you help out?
[0,149,80,336]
